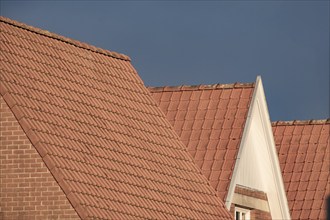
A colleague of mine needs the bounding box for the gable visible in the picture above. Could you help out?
[150,77,292,219]
[227,77,291,219]
[0,16,231,219]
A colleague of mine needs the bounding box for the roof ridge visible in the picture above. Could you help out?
[0,16,131,61]
[148,82,255,92]
[272,119,330,126]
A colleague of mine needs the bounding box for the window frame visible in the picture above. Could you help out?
[235,207,250,220]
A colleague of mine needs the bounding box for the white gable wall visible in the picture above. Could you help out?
[226,76,290,220]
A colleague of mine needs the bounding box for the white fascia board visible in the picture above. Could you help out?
[225,76,257,209]
[254,77,291,219]
[225,76,291,220]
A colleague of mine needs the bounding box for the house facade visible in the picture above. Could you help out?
[150,78,329,220]
[0,16,329,220]
[149,77,291,219]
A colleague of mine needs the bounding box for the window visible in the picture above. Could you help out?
[235,207,250,220]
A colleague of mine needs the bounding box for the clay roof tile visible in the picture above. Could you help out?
[0,16,232,219]
[272,121,329,219]
[149,83,254,201]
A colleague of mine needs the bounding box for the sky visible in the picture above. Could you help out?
[1,0,329,121]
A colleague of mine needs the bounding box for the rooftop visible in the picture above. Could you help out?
[0,16,130,61]
[0,16,232,219]
[272,121,329,219]
[149,83,255,201]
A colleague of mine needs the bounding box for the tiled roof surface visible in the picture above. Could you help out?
[272,120,330,220]
[0,16,232,219]
[149,83,254,201]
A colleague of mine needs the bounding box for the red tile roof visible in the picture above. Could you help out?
[0,16,232,219]
[151,84,329,219]
[149,83,254,201]
[272,119,330,220]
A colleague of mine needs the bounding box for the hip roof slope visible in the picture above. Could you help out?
[0,16,232,219]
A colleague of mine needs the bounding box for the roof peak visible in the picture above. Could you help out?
[148,82,255,92]
[272,119,330,126]
[0,16,131,61]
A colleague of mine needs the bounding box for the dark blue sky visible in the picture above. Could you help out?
[1,1,329,121]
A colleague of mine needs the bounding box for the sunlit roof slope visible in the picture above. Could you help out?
[0,16,232,219]
[149,83,254,201]
[272,120,329,220]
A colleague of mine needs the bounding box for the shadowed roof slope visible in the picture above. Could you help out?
[149,83,254,201]
[272,120,329,220]
[0,16,232,219]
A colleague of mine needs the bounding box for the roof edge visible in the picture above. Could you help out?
[226,76,291,219]
[1,86,88,219]
[148,82,255,92]
[225,79,260,209]
[0,16,131,62]
[272,119,330,126]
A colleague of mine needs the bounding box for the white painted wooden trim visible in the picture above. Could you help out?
[225,77,257,209]
[235,206,251,220]
[254,76,291,219]
[225,76,291,219]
